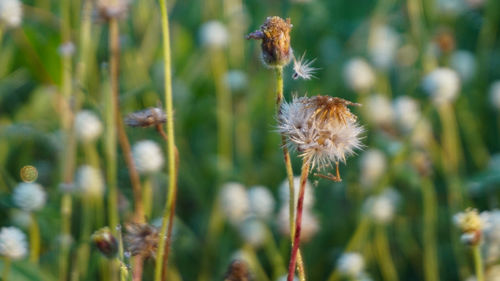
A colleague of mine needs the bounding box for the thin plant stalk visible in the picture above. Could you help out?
[374,225,399,281]
[155,0,179,280]
[29,213,41,263]
[2,257,10,281]
[143,176,153,220]
[287,157,311,281]
[422,177,439,281]
[472,245,484,281]
[109,17,145,223]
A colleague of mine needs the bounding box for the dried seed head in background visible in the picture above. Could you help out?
[223,260,252,281]
[91,227,118,258]
[125,107,167,128]
[96,0,129,21]
[246,16,293,68]
[278,95,363,170]
[124,223,159,259]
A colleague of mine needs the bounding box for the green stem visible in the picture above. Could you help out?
[422,178,439,281]
[59,193,72,281]
[143,176,153,220]
[374,225,399,281]
[2,257,10,281]
[29,213,40,264]
[473,245,484,281]
[264,228,286,280]
[155,0,178,280]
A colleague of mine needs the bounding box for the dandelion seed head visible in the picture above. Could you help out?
[363,188,400,224]
[58,42,76,57]
[337,252,365,277]
[74,110,103,143]
[343,58,375,93]
[364,94,393,126]
[132,140,164,174]
[248,186,275,220]
[246,16,293,68]
[13,182,47,212]
[238,216,267,248]
[125,107,166,128]
[278,95,363,170]
[369,25,400,70]
[219,182,250,225]
[360,149,387,187]
[0,0,22,27]
[422,68,461,105]
[224,70,248,92]
[393,96,420,132]
[450,50,476,82]
[200,21,228,48]
[292,52,317,80]
[75,165,105,197]
[0,227,27,260]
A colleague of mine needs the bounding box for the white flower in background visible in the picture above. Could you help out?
[454,208,483,245]
[219,182,249,225]
[230,249,252,265]
[364,188,400,224]
[238,216,267,247]
[292,52,318,80]
[343,58,375,93]
[0,0,22,27]
[437,0,465,16]
[489,81,500,110]
[97,0,129,20]
[360,149,387,187]
[248,186,275,220]
[480,210,500,263]
[0,227,28,260]
[364,94,393,126]
[132,140,164,174]
[224,70,248,92]
[75,165,105,197]
[422,68,461,105]
[450,50,476,82]
[337,252,365,277]
[276,275,299,281]
[200,21,228,48]
[277,205,319,242]
[13,182,47,212]
[393,96,420,132]
[10,210,32,229]
[279,177,315,210]
[369,25,399,70]
[74,110,103,143]
[58,42,76,57]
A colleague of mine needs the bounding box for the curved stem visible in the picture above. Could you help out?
[422,178,439,281]
[2,257,10,281]
[155,0,178,280]
[374,225,398,281]
[29,213,40,264]
[473,245,484,281]
[287,158,311,281]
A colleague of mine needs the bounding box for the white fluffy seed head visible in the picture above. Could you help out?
[479,210,500,263]
[0,227,28,260]
[277,205,319,242]
[337,252,365,277]
[393,96,420,132]
[224,70,248,92]
[369,25,399,70]
[200,21,228,48]
[219,182,249,225]
[0,0,22,27]
[132,140,164,174]
[363,188,400,224]
[360,149,387,187]
[248,186,275,220]
[238,216,267,247]
[422,68,461,105]
[279,176,315,210]
[75,165,105,197]
[489,81,500,110]
[278,96,364,170]
[450,50,476,82]
[74,110,103,143]
[364,94,393,126]
[276,275,299,281]
[343,58,375,93]
[13,182,47,212]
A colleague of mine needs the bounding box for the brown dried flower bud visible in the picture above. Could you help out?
[91,227,118,258]
[223,260,252,281]
[124,107,167,128]
[124,223,158,259]
[246,16,293,68]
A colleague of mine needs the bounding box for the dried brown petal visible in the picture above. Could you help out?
[124,107,166,128]
[124,223,158,259]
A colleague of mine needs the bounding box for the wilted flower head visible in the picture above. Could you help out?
[246,16,293,68]
[248,186,275,220]
[223,260,252,281]
[277,205,319,242]
[125,107,166,128]
[363,188,400,224]
[132,140,164,174]
[278,95,363,170]
[238,216,267,247]
[74,110,103,143]
[292,52,317,80]
[393,96,420,132]
[92,227,118,258]
[0,0,22,27]
[360,149,387,187]
[75,165,105,197]
[369,25,400,70]
[489,81,500,110]
[450,50,476,82]
[279,176,315,210]
[364,94,393,127]
[337,252,365,278]
[0,226,27,260]
[343,58,375,93]
[97,0,129,20]
[422,68,461,105]
[219,182,250,225]
[200,20,228,48]
[125,223,158,259]
[454,208,483,245]
[13,182,47,212]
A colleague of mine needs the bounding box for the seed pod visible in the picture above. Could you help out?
[92,227,118,258]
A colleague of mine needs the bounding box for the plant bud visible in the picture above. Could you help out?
[92,227,118,258]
